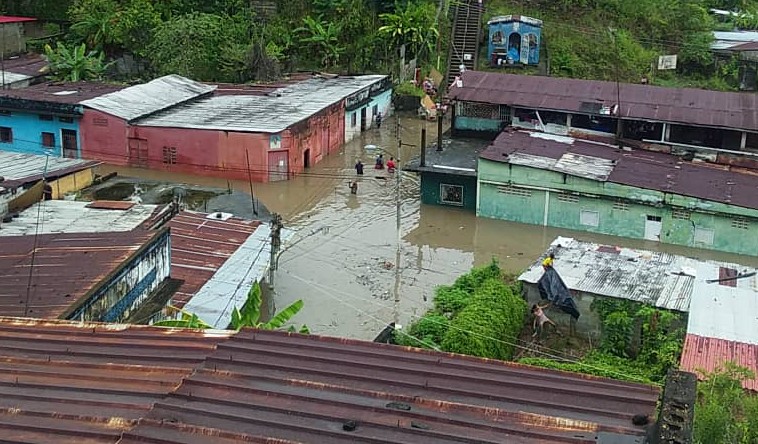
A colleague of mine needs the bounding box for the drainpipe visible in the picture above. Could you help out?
[420,127,427,167]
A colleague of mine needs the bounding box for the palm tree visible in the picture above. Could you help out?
[378,2,439,60]
[295,16,346,68]
[154,282,308,332]
[43,43,108,81]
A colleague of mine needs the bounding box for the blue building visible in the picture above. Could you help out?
[0,82,122,158]
[487,15,543,66]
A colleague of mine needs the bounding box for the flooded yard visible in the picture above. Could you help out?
[94,115,758,340]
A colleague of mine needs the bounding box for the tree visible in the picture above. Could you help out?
[378,1,438,60]
[154,282,308,333]
[68,0,120,51]
[44,42,108,81]
[295,16,346,68]
[147,12,248,81]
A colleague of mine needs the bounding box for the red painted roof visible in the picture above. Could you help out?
[680,334,758,391]
[450,71,758,132]
[0,16,37,24]
[168,211,261,308]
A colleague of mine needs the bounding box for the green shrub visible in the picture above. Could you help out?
[434,286,470,314]
[694,364,758,444]
[440,278,527,360]
[518,352,655,384]
[451,259,501,293]
[395,312,450,349]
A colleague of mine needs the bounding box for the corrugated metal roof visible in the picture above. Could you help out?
[680,334,758,391]
[481,130,758,211]
[451,71,758,132]
[0,230,160,318]
[136,75,387,133]
[0,81,125,104]
[1,53,47,77]
[168,210,261,308]
[0,318,660,443]
[129,329,659,443]
[0,317,231,443]
[182,224,280,329]
[519,237,756,312]
[80,75,216,122]
[0,200,159,236]
[0,151,99,187]
[686,266,758,344]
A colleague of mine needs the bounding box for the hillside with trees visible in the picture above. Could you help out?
[2,0,754,90]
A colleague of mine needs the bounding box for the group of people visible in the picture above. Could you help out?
[350,154,396,195]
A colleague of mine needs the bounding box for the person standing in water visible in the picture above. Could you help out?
[375,154,384,169]
[355,160,364,175]
[386,157,396,173]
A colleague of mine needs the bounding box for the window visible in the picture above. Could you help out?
[669,124,742,150]
[571,114,615,133]
[58,116,74,123]
[93,117,109,127]
[694,227,714,245]
[497,185,531,197]
[732,217,749,230]
[372,104,378,116]
[461,102,501,119]
[0,127,12,143]
[580,210,600,227]
[672,209,691,220]
[351,112,357,127]
[623,120,663,141]
[539,110,569,126]
[745,132,758,153]
[613,200,629,211]
[557,193,578,203]
[162,146,177,165]
[38,114,53,121]
[41,132,55,148]
[440,184,463,206]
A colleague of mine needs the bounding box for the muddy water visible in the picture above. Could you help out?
[96,116,758,341]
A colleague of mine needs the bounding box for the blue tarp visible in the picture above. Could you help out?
[537,267,580,320]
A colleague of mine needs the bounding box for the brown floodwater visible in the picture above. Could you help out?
[96,116,758,340]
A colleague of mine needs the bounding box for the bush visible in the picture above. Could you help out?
[694,364,758,444]
[519,352,655,384]
[440,278,527,360]
[434,286,470,315]
[395,312,450,349]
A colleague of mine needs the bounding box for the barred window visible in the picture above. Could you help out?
[440,184,463,206]
[672,209,691,220]
[732,217,749,230]
[162,146,177,165]
[613,200,629,211]
[461,102,500,119]
[557,193,578,203]
[497,185,531,198]
[93,117,109,127]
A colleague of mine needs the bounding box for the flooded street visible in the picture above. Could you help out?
[97,115,758,340]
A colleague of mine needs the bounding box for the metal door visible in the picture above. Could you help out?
[644,215,662,241]
[268,150,289,182]
[61,129,78,158]
[127,138,148,168]
[360,107,367,132]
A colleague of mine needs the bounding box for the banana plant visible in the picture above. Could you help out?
[154,282,308,333]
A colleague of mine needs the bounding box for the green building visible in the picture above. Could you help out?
[476,130,758,256]
[405,138,490,211]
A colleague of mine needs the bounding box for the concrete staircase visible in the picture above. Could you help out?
[445,0,484,89]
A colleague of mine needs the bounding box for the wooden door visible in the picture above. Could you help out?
[268,150,288,182]
[128,138,148,168]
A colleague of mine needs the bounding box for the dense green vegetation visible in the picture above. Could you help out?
[5,0,445,82]
[520,299,685,384]
[485,0,755,90]
[694,364,758,444]
[395,260,528,361]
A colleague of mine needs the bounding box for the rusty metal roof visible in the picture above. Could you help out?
[0,81,125,104]
[0,319,660,443]
[131,330,659,444]
[451,71,758,131]
[0,151,99,188]
[482,130,758,211]
[0,317,231,443]
[168,211,261,308]
[680,334,758,391]
[0,229,159,319]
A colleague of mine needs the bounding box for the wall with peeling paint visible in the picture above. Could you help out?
[66,229,172,322]
[477,158,758,256]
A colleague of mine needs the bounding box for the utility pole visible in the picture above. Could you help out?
[268,213,282,292]
[393,139,402,329]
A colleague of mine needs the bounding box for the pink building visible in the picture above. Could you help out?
[80,74,386,182]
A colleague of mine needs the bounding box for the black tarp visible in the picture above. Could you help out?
[537,267,580,320]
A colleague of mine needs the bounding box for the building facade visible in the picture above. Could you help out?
[344,78,392,142]
[487,15,543,66]
[450,71,758,170]
[477,131,758,256]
